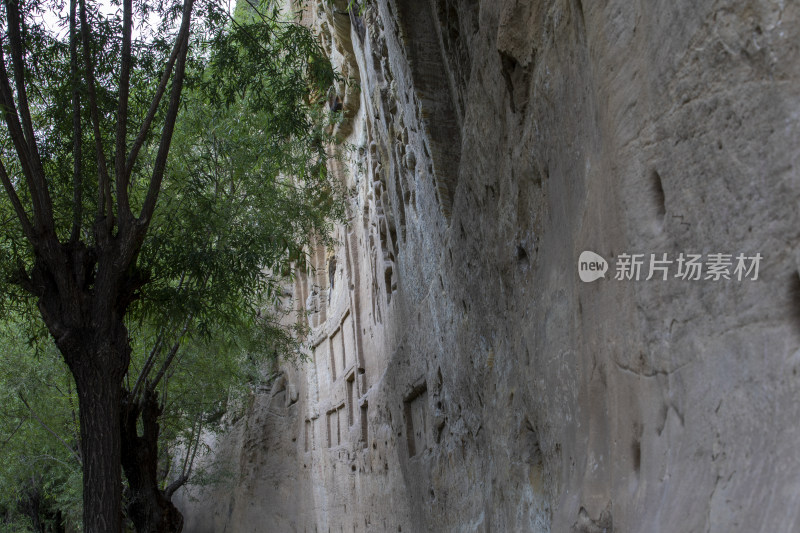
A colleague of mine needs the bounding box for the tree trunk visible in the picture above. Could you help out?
[33,240,143,532]
[121,389,184,533]
[72,359,123,533]
[60,319,131,533]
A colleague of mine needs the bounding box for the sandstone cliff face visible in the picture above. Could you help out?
[178,0,800,531]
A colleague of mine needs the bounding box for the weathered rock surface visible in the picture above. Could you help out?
[178,0,800,531]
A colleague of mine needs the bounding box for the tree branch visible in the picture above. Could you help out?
[130,329,165,401]
[137,0,195,229]
[165,417,202,499]
[5,0,39,155]
[78,0,112,230]
[164,473,188,500]
[123,25,184,183]
[0,158,35,241]
[150,314,192,392]
[0,416,26,447]
[131,273,187,399]
[69,0,82,243]
[115,0,133,224]
[4,0,53,230]
[0,41,46,232]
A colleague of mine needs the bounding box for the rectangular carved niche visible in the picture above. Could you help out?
[310,342,323,402]
[404,381,429,458]
[342,313,356,371]
[326,411,333,448]
[337,404,346,445]
[346,373,356,427]
[360,401,368,449]
[330,328,344,381]
[326,408,344,448]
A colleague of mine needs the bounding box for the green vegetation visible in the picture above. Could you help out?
[0,0,343,530]
[0,322,82,532]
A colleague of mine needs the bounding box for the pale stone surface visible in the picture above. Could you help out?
[177,0,800,531]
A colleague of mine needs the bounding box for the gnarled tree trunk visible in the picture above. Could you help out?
[121,389,184,533]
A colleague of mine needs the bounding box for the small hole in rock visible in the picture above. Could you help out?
[516,245,528,263]
[650,169,667,224]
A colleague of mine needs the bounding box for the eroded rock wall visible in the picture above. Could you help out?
[179,0,800,531]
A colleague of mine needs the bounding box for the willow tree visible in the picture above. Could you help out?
[0,0,336,530]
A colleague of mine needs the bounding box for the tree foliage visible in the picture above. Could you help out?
[0,0,342,530]
[0,319,82,531]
